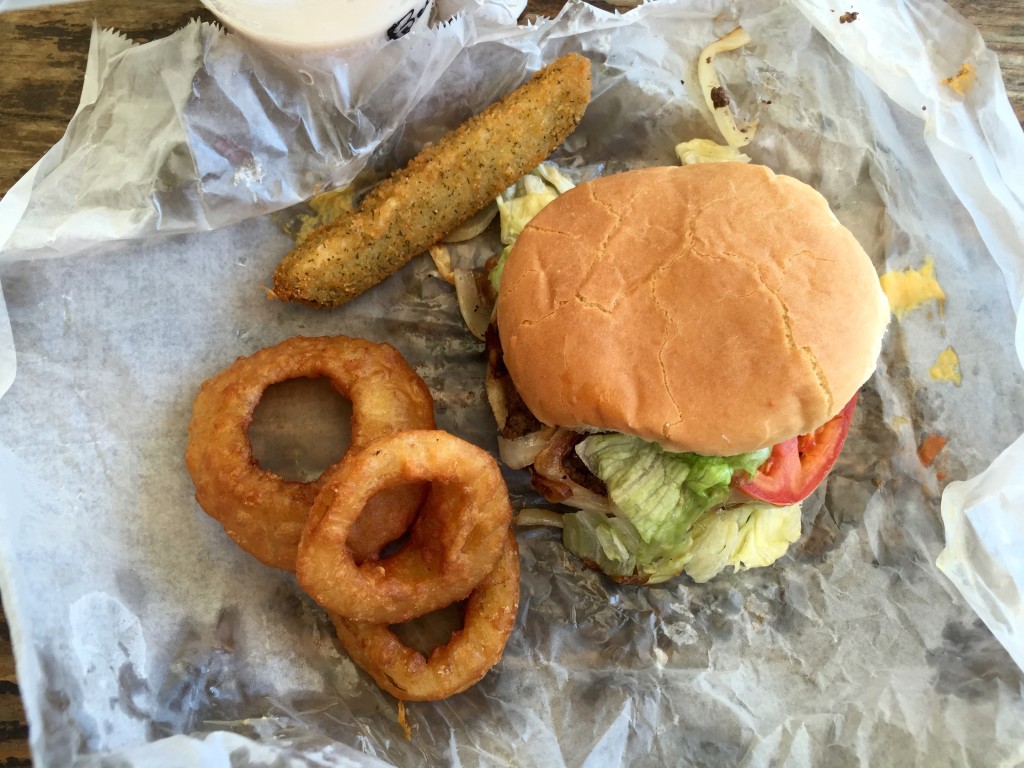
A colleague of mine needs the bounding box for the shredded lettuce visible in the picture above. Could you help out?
[563,507,694,584]
[563,496,801,584]
[562,433,796,583]
[682,502,802,583]
[488,164,574,293]
[576,433,768,543]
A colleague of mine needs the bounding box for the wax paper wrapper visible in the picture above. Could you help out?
[2,0,1024,765]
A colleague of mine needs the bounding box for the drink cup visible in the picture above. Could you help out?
[199,0,434,52]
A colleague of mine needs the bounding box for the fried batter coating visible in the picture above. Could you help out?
[296,430,513,624]
[332,531,520,701]
[271,53,592,308]
[185,336,436,571]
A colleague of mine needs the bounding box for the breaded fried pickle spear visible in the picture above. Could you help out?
[272,53,592,308]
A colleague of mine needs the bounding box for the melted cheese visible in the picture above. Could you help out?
[930,346,962,386]
[879,256,946,319]
[942,63,976,95]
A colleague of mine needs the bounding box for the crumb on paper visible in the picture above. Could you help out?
[839,11,859,23]
[232,157,266,190]
[918,433,948,468]
[710,86,730,109]
[929,346,962,386]
[879,255,946,319]
[942,63,976,95]
[397,699,412,740]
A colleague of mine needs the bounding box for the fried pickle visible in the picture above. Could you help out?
[271,52,592,308]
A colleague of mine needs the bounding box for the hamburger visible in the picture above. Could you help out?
[485,162,889,584]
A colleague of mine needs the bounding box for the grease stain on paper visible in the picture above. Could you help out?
[926,618,1023,701]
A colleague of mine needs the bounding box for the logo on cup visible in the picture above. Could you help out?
[388,0,430,39]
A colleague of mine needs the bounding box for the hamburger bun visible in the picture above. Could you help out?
[495,163,889,456]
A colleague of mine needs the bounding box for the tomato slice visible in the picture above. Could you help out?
[733,393,859,505]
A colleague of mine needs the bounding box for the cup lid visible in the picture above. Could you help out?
[199,0,433,51]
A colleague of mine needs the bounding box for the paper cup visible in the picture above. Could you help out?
[199,0,434,52]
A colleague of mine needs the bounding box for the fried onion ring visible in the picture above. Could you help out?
[185,335,435,571]
[333,530,520,701]
[296,430,513,624]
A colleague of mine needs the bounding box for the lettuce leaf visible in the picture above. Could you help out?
[488,164,574,293]
[562,433,794,583]
[562,499,801,584]
[563,507,692,584]
[682,502,802,583]
[575,433,768,544]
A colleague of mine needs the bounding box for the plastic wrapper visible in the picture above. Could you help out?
[1,0,1023,765]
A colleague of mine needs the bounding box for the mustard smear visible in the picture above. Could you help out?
[880,256,946,319]
[930,346,962,386]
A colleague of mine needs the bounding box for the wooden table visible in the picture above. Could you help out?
[0,1,1021,764]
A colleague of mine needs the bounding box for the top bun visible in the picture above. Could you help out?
[496,163,889,456]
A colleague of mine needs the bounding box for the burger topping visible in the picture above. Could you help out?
[485,323,544,441]
[696,26,759,147]
[488,164,575,295]
[576,433,769,542]
[559,433,775,583]
[531,429,607,498]
[674,138,751,165]
[674,502,802,583]
[563,499,802,585]
[734,393,859,505]
[531,428,613,513]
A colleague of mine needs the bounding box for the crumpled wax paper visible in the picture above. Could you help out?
[1,0,1024,765]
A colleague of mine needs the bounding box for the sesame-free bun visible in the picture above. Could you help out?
[496,163,889,456]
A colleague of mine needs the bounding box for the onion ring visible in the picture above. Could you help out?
[185,335,435,571]
[296,430,513,624]
[332,530,520,701]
